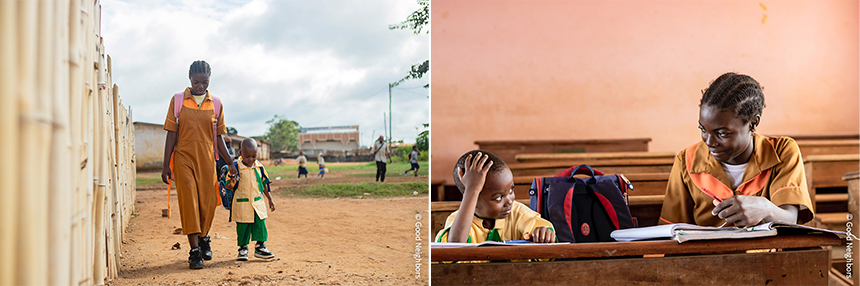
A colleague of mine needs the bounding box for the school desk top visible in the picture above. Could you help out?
[431,233,840,262]
[432,234,841,286]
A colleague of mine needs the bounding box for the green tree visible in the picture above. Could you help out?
[226,126,238,136]
[389,0,429,88]
[263,115,300,152]
[415,123,428,152]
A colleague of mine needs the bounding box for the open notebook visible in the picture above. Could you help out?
[610,222,850,243]
[431,241,570,248]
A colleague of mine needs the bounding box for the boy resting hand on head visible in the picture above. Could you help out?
[435,150,555,244]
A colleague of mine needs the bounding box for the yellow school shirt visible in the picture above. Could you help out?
[435,201,554,243]
[231,158,270,223]
[659,133,814,226]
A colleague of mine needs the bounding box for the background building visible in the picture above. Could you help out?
[298,125,360,156]
[134,122,271,170]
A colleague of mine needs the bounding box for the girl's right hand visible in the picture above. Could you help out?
[161,168,172,184]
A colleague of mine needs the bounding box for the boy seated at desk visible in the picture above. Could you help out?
[435,150,556,243]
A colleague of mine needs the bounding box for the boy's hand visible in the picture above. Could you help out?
[524,227,555,243]
[456,152,494,196]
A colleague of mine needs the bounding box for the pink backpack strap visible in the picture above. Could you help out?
[211,95,222,160]
[173,92,184,124]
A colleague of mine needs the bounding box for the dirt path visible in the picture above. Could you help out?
[113,182,430,285]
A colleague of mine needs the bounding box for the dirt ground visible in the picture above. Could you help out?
[112,169,430,286]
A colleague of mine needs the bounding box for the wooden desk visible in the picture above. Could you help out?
[803,154,860,212]
[432,234,840,285]
[508,158,674,177]
[843,171,859,286]
[474,138,651,163]
[797,140,860,156]
[514,151,676,163]
[512,172,670,198]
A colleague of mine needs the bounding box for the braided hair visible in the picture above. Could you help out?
[188,60,211,78]
[699,72,765,124]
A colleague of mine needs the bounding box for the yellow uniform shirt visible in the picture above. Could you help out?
[231,158,270,223]
[435,201,555,243]
[659,133,814,226]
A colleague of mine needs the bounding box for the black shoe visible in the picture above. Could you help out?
[188,247,204,269]
[254,242,275,259]
[198,235,213,261]
[237,245,249,261]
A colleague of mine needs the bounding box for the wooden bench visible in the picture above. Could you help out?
[797,140,859,156]
[508,158,674,178]
[803,154,860,212]
[512,172,670,197]
[778,133,860,141]
[474,138,651,163]
[431,180,446,201]
[514,151,676,163]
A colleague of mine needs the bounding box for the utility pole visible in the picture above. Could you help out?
[388,83,394,149]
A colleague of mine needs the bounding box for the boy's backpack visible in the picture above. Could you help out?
[529,164,635,243]
[219,165,235,211]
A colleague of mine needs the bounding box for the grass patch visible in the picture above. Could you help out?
[265,161,428,177]
[278,181,429,198]
[347,169,428,177]
[136,176,164,186]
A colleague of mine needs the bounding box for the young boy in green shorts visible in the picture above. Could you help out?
[435,150,556,243]
[227,138,276,260]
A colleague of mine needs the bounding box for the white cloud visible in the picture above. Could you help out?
[102,0,428,146]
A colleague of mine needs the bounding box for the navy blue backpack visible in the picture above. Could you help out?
[529,165,635,243]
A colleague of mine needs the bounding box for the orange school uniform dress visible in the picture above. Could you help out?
[659,133,815,226]
[164,88,227,236]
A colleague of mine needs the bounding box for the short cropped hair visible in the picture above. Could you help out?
[452,150,509,194]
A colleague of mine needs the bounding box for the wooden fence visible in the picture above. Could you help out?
[0,0,136,285]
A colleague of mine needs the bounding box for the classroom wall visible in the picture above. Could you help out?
[430,0,859,184]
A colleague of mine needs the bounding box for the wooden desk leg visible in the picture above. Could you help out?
[436,184,445,201]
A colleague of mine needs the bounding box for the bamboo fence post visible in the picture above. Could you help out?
[0,0,134,283]
[49,0,73,285]
[17,0,48,284]
[0,1,19,285]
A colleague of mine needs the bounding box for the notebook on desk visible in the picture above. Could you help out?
[431,241,571,248]
[610,222,849,243]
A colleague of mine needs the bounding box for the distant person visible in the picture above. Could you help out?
[370,136,391,182]
[404,145,421,177]
[161,60,236,269]
[435,150,555,244]
[296,151,309,181]
[224,138,276,261]
[317,154,326,180]
[659,72,814,227]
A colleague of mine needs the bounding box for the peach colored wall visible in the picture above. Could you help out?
[430,0,859,184]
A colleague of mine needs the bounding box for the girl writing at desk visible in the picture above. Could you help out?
[659,72,814,227]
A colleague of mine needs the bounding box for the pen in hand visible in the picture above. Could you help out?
[702,187,729,227]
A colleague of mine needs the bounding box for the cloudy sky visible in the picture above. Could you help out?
[101,0,429,147]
